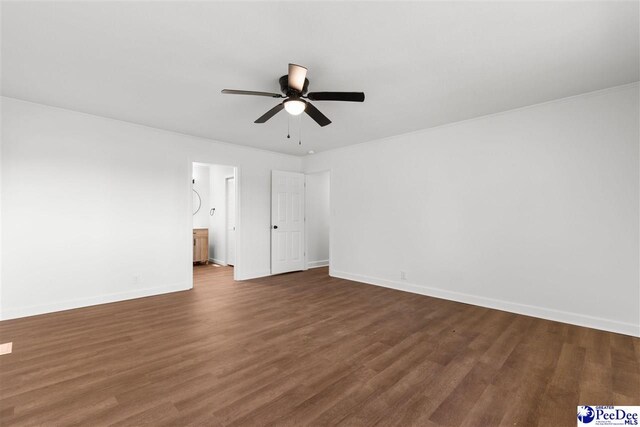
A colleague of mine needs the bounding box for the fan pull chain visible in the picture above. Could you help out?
[287,115,290,139]
[298,115,302,145]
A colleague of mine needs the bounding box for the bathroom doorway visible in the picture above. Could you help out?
[192,162,238,283]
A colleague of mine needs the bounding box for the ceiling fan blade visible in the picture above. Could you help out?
[307,92,365,102]
[254,103,284,123]
[222,89,282,98]
[305,102,331,127]
[288,64,307,92]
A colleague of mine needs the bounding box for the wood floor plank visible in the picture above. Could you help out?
[0,265,638,426]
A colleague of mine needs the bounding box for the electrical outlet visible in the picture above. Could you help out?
[400,271,407,281]
[133,275,140,284]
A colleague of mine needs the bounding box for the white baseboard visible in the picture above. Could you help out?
[330,270,639,337]
[306,260,329,269]
[210,258,227,266]
[0,282,191,321]
[237,270,272,281]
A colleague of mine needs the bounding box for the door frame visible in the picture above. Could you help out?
[187,160,241,288]
[225,175,236,266]
[303,169,332,272]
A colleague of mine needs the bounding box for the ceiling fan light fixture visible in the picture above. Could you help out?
[222,63,364,127]
[284,99,306,116]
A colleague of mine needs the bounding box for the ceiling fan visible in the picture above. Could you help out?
[221,64,365,127]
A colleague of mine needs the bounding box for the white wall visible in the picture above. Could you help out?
[208,164,235,264]
[305,171,330,268]
[192,163,210,229]
[1,97,302,319]
[304,84,640,336]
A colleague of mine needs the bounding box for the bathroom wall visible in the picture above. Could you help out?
[208,164,235,264]
[192,163,210,229]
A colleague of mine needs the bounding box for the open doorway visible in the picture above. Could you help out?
[304,170,330,270]
[192,162,238,283]
[269,169,330,275]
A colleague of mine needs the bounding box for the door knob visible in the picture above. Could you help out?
[273,225,278,229]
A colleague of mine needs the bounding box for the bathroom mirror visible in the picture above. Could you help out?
[192,189,201,215]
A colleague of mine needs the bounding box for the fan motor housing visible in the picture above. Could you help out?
[279,75,309,96]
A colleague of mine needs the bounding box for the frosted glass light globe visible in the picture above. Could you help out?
[284,99,306,115]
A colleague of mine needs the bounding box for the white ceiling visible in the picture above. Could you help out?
[2,1,638,156]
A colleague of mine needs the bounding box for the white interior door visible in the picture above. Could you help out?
[271,170,305,274]
[225,176,236,266]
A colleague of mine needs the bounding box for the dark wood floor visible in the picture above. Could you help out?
[0,265,638,426]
